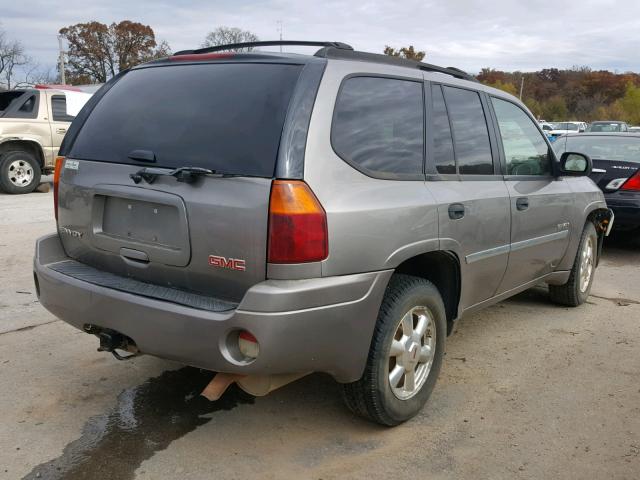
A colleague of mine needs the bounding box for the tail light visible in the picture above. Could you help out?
[268,180,328,263]
[621,170,640,191]
[53,156,64,221]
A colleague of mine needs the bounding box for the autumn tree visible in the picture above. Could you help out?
[59,21,171,84]
[202,27,259,51]
[383,45,426,61]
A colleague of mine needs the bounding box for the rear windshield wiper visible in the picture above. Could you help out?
[130,166,237,185]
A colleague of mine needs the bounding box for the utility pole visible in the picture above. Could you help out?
[57,35,66,85]
[519,75,525,100]
[277,20,283,52]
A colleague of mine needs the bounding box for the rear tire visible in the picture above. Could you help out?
[549,222,598,307]
[0,150,41,194]
[341,274,447,426]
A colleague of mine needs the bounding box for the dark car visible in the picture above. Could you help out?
[586,121,629,133]
[554,133,640,231]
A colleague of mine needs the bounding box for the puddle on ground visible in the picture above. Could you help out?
[23,367,254,480]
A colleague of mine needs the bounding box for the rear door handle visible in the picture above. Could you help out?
[56,128,67,134]
[516,197,529,211]
[448,203,465,220]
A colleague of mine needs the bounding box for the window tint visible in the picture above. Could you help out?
[52,95,75,122]
[430,85,455,174]
[19,95,35,113]
[553,135,640,162]
[332,76,423,176]
[0,91,24,113]
[443,86,493,175]
[492,98,550,176]
[70,64,302,176]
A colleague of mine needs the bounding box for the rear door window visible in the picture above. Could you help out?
[442,86,494,175]
[69,63,302,177]
[430,85,456,174]
[332,76,424,177]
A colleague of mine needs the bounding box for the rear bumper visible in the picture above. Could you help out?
[34,234,391,382]
[604,191,640,229]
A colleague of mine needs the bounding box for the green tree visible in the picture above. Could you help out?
[541,96,568,121]
[383,45,425,61]
[523,97,543,119]
[484,80,518,96]
[618,83,640,124]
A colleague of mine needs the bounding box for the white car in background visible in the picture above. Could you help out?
[549,121,586,138]
[539,122,555,133]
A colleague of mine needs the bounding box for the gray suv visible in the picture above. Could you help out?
[34,41,613,425]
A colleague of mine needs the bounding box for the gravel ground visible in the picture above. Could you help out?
[0,189,638,480]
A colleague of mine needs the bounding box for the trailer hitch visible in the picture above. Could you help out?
[84,324,140,361]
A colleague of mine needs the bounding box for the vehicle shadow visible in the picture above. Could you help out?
[22,366,382,480]
[602,230,640,263]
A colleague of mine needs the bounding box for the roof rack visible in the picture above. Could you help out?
[174,40,354,56]
[172,40,475,82]
[314,48,477,82]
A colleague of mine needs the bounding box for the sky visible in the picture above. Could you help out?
[1,0,639,75]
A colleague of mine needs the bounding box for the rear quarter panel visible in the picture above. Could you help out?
[302,60,440,277]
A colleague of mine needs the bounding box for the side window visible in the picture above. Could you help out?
[430,85,456,174]
[491,97,551,176]
[18,95,35,114]
[442,86,494,175]
[52,95,75,122]
[332,76,424,176]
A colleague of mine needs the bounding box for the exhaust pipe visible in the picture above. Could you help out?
[201,372,309,401]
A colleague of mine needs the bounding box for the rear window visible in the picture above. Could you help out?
[0,91,24,112]
[553,136,640,162]
[588,123,623,132]
[69,63,302,177]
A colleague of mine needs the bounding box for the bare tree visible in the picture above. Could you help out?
[202,27,259,51]
[0,28,30,89]
[13,63,57,89]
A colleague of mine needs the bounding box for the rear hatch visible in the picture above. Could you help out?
[57,61,304,303]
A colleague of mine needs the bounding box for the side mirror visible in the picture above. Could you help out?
[558,151,592,176]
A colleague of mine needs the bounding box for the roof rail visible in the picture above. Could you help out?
[174,40,354,56]
[171,40,475,82]
[314,48,477,82]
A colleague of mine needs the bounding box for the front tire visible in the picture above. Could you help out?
[549,222,598,307]
[342,274,447,426]
[0,150,41,194]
